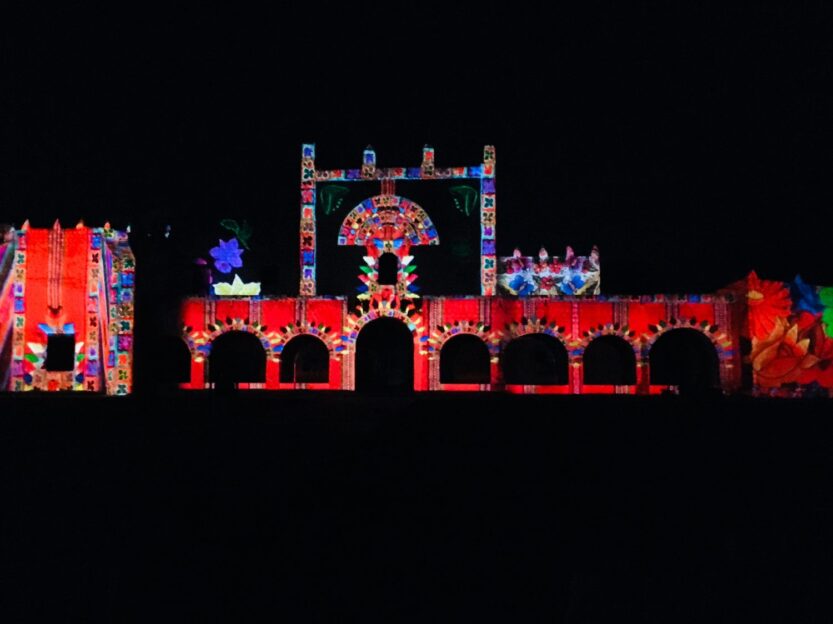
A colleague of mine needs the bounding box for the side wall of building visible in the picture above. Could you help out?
[1,224,135,395]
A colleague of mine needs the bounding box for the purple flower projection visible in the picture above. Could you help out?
[209,238,244,273]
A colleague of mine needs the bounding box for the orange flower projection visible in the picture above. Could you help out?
[795,312,833,387]
[751,317,820,387]
[746,271,792,340]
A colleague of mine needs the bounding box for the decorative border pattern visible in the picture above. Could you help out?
[426,320,500,363]
[84,229,102,391]
[480,146,496,296]
[299,144,317,296]
[10,228,27,390]
[103,226,135,395]
[642,317,734,360]
[500,317,571,348]
[24,324,85,391]
[184,318,277,363]
[337,195,439,247]
[340,298,426,351]
[300,144,496,297]
[272,321,343,360]
[356,254,419,300]
[571,323,641,360]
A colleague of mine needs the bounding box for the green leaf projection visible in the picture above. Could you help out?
[821,287,833,338]
[320,185,350,215]
[449,185,479,216]
[220,219,253,250]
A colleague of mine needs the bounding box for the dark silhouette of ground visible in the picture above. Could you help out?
[1,393,831,621]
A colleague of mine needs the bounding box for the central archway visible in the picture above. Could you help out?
[355,317,414,392]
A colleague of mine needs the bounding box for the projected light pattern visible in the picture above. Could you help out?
[337,195,439,247]
[173,291,745,395]
[742,272,833,395]
[0,222,135,394]
[301,144,497,297]
[299,144,317,296]
[3,146,829,398]
[212,274,261,296]
[497,246,600,296]
[179,298,344,389]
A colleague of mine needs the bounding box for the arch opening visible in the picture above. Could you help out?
[355,317,413,393]
[208,330,266,386]
[583,335,637,385]
[440,334,491,384]
[649,328,720,392]
[501,334,569,385]
[279,335,329,384]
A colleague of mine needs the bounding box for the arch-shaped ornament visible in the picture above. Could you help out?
[337,195,440,247]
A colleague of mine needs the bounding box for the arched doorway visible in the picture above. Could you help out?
[279,335,329,384]
[583,335,637,385]
[440,334,491,384]
[649,328,720,392]
[501,334,569,385]
[355,317,414,392]
[209,330,266,387]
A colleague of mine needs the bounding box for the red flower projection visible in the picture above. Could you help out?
[746,271,792,340]
[795,312,833,386]
[751,317,820,387]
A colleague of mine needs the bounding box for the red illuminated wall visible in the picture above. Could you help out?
[180,297,346,390]
[178,293,741,395]
[1,222,135,395]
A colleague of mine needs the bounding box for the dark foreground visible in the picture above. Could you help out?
[2,392,831,622]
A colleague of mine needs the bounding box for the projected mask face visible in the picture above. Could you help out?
[337,194,439,301]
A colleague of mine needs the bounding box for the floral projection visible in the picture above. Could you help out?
[746,271,833,392]
[209,238,244,274]
[195,221,261,297]
[746,271,792,340]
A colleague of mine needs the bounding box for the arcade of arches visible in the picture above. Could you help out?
[171,320,725,392]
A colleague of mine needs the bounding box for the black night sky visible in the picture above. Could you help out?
[4,6,833,622]
[4,5,832,295]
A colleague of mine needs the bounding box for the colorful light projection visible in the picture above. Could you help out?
[497,246,600,296]
[169,142,831,398]
[200,220,261,297]
[179,297,346,390]
[743,272,833,395]
[338,193,437,301]
[212,274,261,296]
[175,290,741,394]
[0,226,15,381]
[0,221,135,394]
[299,144,497,296]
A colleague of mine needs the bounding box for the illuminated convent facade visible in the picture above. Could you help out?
[1,145,832,396]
